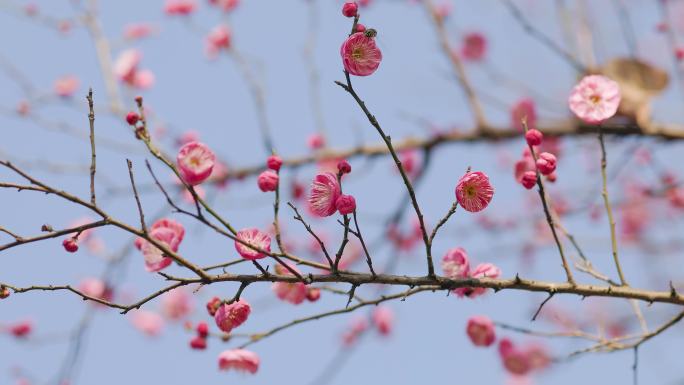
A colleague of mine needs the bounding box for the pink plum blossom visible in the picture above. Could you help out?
[123,23,155,40]
[206,25,231,57]
[372,307,394,336]
[441,247,470,279]
[214,299,251,332]
[271,263,307,305]
[340,31,382,76]
[266,155,282,171]
[536,152,557,175]
[461,32,487,61]
[164,0,196,15]
[257,170,279,192]
[177,141,216,185]
[130,310,164,337]
[308,172,342,217]
[218,349,260,374]
[521,171,537,189]
[466,315,496,347]
[161,288,194,320]
[235,228,271,260]
[525,129,543,146]
[568,75,621,124]
[136,218,185,272]
[307,133,325,149]
[455,171,494,212]
[511,98,537,131]
[78,278,112,304]
[335,194,356,215]
[54,75,79,97]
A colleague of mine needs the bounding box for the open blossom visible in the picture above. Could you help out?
[536,152,557,175]
[215,299,251,332]
[372,307,394,336]
[308,172,341,217]
[164,0,196,15]
[161,288,193,320]
[568,75,621,124]
[441,247,470,278]
[177,141,216,185]
[136,218,185,272]
[130,310,164,337]
[467,263,502,298]
[257,170,279,192]
[54,75,79,97]
[235,228,271,260]
[461,32,487,61]
[466,315,496,347]
[218,349,260,374]
[114,49,141,82]
[511,98,537,131]
[455,171,494,213]
[271,263,307,304]
[340,31,382,76]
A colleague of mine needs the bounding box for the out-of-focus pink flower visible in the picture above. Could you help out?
[372,307,394,336]
[342,316,369,346]
[215,299,251,332]
[132,69,155,89]
[461,32,487,61]
[524,343,550,371]
[16,100,30,116]
[78,278,112,304]
[209,0,239,12]
[190,335,207,349]
[308,172,341,217]
[206,25,231,57]
[568,75,621,124]
[514,154,536,183]
[335,194,356,215]
[455,171,494,213]
[455,263,501,298]
[123,23,155,40]
[399,150,421,178]
[441,247,470,278]
[466,315,496,347]
[511,98,537,131]
[337,160,352,174]
[54,75,79,97]
[130,310,164,337]
[235,228,271,260]
[341,31,382,76]
[114,49,142,82]
[206,296,221,316]
[306,287,321,302]
[136,218,185,272]
[218,349,260,374]
[271,263,307,304]
[161,288,194,320]
[164,0,196,15]
[307,133,325,150]
[521,171,537,189]
[8,320,33,338]
[536,152,557,175]
[177,141,216,185]
[257,170,279,192]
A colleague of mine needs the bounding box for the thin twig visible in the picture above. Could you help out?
[86,88,97,205]
[126,159,147,233]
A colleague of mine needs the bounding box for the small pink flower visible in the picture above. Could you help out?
[524,343,550,371]
[568,75,621,124]
[214,299,251,332]
[164,0,196,15]
[455,171,494,213]
[137,218,185,272]
[235,228,271,260]
[520,171,537,189]
[206,25,231,57]
[511,98,537,132]
[466,263,501,298]
[266,155,283,171]
[308,172,342,217]
[441,247,470,278]
[514,155,535,183]
[54,75,79,97]
[126,112,140,125]
[536,152,557,175]
[161,288,193,320]
[78,278,112,304]
[306,287,321,302]
[307,133,325,149]
[340,31,382,76]
[113,49,142,82]
[337,159,352,174]
[342,2,358,17]
[466,315,496,347]
[499,339,532,376]
[62,238,78,253]
[524,129,543,146]
[257,170,279,192]
[335,194,356,215]
[132,69,155,89]
[218,349,260,374]
[461,32,487,61]
[8,320,33,338]
[372,307,394,336]
[131,310,164,337]
[123,23,155,40]
[206,296,222,316]
[190,335,207,349]
[272,281,307,304]
[209,0,240,12]
[177,141,216,185]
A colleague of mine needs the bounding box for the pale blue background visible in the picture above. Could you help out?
[1,1,683,384]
